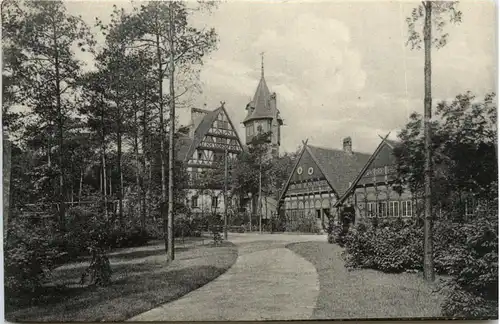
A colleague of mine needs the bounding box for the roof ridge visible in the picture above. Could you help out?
[307,144,341,151]
[308,144,371,156]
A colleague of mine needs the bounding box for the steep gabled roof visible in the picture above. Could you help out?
[177,105,244,162]
[334,134,400,206]
[178,108,219,162]
[307,145,371,197]
[278,140,371,203]
[278,139,309,203]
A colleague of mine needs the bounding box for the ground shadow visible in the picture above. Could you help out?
[6,243,238,322]
[109,246,193,261]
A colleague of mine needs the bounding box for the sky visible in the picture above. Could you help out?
[66,0,497,154]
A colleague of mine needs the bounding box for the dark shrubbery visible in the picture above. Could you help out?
[326,208,357,246]
[107,224,150,248]
[63,207,150,254]
[437,215,498,318]
[4,215,62,303]
[341,213,498,318]
[286,215,319,233]
[342,219,424,273]
[4,206,117,307]
[326,219,343,245]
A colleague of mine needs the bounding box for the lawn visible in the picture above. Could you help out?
[286,241,444,320]
[5,237,238,322]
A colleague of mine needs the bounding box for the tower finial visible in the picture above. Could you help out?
[260,52,265,78]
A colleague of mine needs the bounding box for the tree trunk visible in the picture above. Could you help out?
[134,109,140,220]
[147,160,152,221]
[3,129,12,238]
[53,23,65,231]
[423,1,435,282]
[155,18,168,255]
[265,195,268,232]
[141,88,148,232]
[47,131,51,167]
[79,168,84,203]
[100,165,103,194]
[101,100,108,220]
[167,2,176,261]
[134,110,140,188]
[70,160,74,204]
[109,167,113,203]
[117,116,123,226]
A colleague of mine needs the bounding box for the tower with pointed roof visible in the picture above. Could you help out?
[243,55,284,158]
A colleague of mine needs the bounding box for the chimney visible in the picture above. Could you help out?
[190,107,209,136]
[343,137,352,154]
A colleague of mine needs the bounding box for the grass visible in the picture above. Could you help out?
[286,241,444,320]
[5,237,238,322]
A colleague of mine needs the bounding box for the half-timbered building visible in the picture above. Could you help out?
[335,135,486,221]
[177,104,244,216]
[278,137,370,232]
[333,135,414,220]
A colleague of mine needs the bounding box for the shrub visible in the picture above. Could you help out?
[107,224,149,248]
[286,215,318,233]
[433,220,466,275]
[342,212,498,318]
[437,214,498,318]
[80,246,112,287]
[4,214,62,304]
[343,219,423,273]
[327,222,345,245]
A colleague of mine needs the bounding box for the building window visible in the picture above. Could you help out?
[389,201,399,217]
[214,152,224,164]
[366,202,376,218]
[465,196,476,217]
[197,151,203,160]
[212,196,218,209]
[191,196,198,208]
[378,201,387,217]
[401,200,412,217]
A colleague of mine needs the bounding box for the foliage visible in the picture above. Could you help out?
[285,214,318,233]
[394,93,497,216]
[343,219,424,273]
[342,211,498,318]
[406,1,462,50]
[107,223,150,249]
[229,132,297,214]
[4,215,63,300]
[80,247,112,287]
[437,212,498,318]
[207,213,224,245]
[63,206,114,286]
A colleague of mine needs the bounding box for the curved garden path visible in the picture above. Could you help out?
[128,233,326,321]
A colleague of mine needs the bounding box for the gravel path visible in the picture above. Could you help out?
[128,233,326,321]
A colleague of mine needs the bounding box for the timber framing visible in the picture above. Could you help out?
[334,132,392,207]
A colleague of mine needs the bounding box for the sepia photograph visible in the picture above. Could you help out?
[1,0,498,322]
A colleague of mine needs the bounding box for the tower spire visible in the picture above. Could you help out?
[260,52,265,78]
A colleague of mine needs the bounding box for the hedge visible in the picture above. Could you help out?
[339,214,498,318]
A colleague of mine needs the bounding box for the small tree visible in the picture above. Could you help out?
[406,0,462,281]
